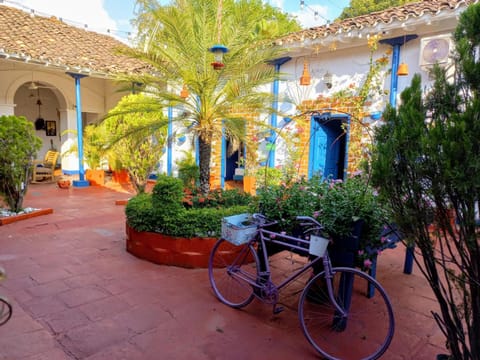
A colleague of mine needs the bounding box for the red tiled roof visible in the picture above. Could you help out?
[0,5,148,76]
[278,0,477,44]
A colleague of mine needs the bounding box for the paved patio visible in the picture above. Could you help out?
[0,181,447,359]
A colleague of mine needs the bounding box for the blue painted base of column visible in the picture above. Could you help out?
[62,170,79,175]
[73,180,90,187]
[403,246,415,274]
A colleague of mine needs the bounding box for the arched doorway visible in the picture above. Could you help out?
[13,82,63,159]
[308,112,350,180]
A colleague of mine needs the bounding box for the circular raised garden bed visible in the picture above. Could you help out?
[126,225,243,268]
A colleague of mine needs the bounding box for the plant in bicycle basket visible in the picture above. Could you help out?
[252,175,390,270]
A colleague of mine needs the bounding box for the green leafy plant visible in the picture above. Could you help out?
[61,124,106,170]
[252,175,389,269]
[254,166,283,187]
[125,0,299,194]
[126,174,249,237]
[176,151,199,190]
[101,94,168,194]
[182,187,251,209]
[370,5,480,356]
[0,115,42,212]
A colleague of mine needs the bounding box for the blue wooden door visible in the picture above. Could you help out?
[308,114,348,180]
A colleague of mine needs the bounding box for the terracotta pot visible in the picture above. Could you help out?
[85,169,105,186]
[57,179,71,189]
[112,169,130,184]
[243,176,256,195]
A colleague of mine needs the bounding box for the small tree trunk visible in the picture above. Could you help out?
[198,137,211,195]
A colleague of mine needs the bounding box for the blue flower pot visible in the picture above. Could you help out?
[329,219,364,268]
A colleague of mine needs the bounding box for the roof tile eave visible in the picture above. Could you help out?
[276,0,477,46]
[0,4,149,76]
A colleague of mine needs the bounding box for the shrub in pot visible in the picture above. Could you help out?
[126,174,250,238]
[0,115,42,212]
[251,175,389,270]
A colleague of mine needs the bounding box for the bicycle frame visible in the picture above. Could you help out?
[227,226,348,318]
[212,215,395,359]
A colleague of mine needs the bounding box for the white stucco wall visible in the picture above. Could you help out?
[0,63,131,173]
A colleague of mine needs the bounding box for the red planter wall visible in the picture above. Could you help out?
[126,225,242,268]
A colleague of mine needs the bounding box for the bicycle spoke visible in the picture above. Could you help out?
[0,297,12,326]
[299,269,394,360]
[208,239,259,308]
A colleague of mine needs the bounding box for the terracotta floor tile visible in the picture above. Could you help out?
[56,286,110,308]
[0,329,59,359]
[78,295,131,321]
[29,269,73,285]
[58,319,131,358]
[0,183,449,359]
[22,295,69,318]
[41,307,92,334]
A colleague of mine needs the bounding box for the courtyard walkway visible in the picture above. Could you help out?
[0,182,447,359]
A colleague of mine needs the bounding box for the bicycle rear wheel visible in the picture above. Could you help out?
[299,268,394,360]
[208,239,260,308]
[0,296,12,326]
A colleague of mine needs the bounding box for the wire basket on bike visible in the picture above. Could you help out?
[221,213,258,246]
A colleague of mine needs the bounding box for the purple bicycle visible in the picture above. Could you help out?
[208,214,394,359]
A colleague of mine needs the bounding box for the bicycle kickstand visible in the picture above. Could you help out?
[273,304,284,314]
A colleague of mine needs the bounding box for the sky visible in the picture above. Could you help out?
[9,0,350,42]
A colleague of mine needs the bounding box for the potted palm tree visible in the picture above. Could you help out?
[61,124,106,185]
[123,0,299,195]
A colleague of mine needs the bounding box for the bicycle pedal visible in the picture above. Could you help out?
[273,305,284,314]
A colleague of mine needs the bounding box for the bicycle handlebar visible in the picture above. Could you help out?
[251,213,277,227]
[252,213,323,230]
[295,215,321,226]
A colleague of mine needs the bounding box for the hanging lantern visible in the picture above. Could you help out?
[209,44,228,70]
[397,62,409,76]
[323,71,333,89]
[180,84,189,99]
[299,59,311,86]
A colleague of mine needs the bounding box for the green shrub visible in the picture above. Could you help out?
[252,176,326,233]
[183,187,251,208]
[0,115,42,212]
[126,174,249,237]
[251,175,390,268]
[176,151,199,190]
[255,166,283,187]
[102,93,168,194]
[125,193,155,232]
[165,205,249,237]
[152,174,184,208]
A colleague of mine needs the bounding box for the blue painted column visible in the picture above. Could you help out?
[167,106,173,176]
[390,44,401,107]
[379,35,417,108]
[195,95,200,167]
[380,35,418,274]
[68,72,89,187]
[268,57,291,168]
[221,125,226,189]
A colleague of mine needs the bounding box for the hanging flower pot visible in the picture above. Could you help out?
[209,44,228,70]
[211,61,225,70]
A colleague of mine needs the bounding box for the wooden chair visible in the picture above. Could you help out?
[31,150,59,183]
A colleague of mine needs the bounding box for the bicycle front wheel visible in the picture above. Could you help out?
[0,296,12,326]
[208,239,260,308]
[299,268,394,360]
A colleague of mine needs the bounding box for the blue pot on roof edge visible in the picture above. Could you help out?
[370,111,382,120]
